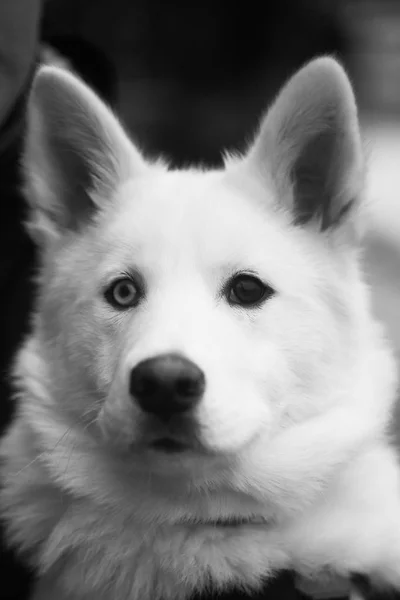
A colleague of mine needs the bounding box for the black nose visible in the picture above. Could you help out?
[129,353,205,418]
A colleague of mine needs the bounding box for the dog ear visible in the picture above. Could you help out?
[244,57,363,233]
[24,65,145,244]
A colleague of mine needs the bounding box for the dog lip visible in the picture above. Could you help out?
[180,516,270,527]
[150,437,189,453]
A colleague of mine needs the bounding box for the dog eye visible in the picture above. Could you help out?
[227,274,272,307]
[105,278,139,309]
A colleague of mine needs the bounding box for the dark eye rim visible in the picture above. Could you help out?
[225,273,274,308]
[104,276,143,310]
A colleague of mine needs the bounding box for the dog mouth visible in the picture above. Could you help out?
[147,427,207,453]
[150,437,189,453]
[142,439,270,528]
[181,516,270,528]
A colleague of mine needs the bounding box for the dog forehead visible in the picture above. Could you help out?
[84,172,319,290]
[109,169,281,245]
[95,168,321,290]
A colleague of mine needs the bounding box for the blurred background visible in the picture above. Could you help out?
[41,0,400,368]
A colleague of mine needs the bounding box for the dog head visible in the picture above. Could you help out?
[23,57,390,496]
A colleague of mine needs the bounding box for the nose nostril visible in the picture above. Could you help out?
[176,376,204,397]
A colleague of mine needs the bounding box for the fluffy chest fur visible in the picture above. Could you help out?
[2,347,400,600]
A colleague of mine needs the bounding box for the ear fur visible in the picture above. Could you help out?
[244,57,363,233]
[24,66,146,245]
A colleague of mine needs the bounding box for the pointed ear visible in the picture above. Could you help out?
[24,66,146,245]
[244,57,363,233]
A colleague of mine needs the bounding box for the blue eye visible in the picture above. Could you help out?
[105,278,139,309]
[227,274,273,307]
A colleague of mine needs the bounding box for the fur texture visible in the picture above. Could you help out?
[1,57,400,600]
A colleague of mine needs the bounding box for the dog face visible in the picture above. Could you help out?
[24,59,365,480]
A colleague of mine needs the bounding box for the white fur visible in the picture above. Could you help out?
[1,58,399,600]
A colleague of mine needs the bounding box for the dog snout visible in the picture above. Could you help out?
[129,353,205,418]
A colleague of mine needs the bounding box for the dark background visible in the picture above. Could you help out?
[41,0,357,166]
[40,0,400,164]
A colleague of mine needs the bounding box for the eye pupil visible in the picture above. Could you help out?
[117,283,131,299]
[228,275,272,307]
[236,280,258,300]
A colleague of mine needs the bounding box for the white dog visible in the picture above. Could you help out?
[1,57,399,600]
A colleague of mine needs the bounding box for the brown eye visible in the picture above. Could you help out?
[227,274,273,307]
[105,278,139,309]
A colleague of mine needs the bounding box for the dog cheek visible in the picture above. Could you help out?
[195,333,275,451]
[43,295,121,424]
[96,329,143,448]
[98,396,138,448]
[268,298,347,424]
[69,318,111,389]
[91,326,121,393]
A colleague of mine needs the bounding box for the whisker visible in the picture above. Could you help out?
[14,425,74,477]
